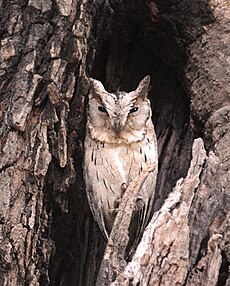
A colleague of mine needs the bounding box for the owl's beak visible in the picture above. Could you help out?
[114,122,123,135]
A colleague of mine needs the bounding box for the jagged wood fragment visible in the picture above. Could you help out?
[111,138,209,286]
[96,164,156,286]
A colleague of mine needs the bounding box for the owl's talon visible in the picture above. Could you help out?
[112,207,120,217]
[120,182,127,194]
[113,197,121,209]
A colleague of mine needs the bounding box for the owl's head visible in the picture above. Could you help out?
[87,76,152,144]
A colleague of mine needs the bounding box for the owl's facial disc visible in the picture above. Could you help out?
[99,93,142,135]
[88,76,151,141]
[110,105,139,135]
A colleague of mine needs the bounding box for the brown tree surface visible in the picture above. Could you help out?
[0,0,229,285]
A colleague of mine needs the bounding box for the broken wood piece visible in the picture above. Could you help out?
[111,138,216,286]
[96,164,156,286]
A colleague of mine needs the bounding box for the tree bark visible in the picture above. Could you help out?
[0,0,229,286]
[111,138,222,285]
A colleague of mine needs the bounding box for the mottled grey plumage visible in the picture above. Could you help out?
[84,76,158,247]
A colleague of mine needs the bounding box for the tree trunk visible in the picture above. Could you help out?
[0,0,229,285]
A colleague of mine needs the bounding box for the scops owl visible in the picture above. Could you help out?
[84,76,158,248]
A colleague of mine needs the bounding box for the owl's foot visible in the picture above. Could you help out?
[113,197,121,209]
[120,182,128,194]
[112,197,122,217]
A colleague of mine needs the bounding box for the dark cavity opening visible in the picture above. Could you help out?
[48,2,218,286]
[91,2,193,211]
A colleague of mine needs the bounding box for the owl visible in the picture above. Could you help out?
[84,76,158,251]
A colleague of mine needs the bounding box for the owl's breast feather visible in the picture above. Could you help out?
[84,127,158,237]
[113,148,127,183]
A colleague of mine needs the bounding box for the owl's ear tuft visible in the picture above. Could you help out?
[136,75,151,98]
[89,78,108,100]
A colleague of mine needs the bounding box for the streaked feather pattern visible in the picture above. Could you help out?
[84,76,158,251]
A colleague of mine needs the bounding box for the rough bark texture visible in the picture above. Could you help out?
[111,138,222,285]
[0,0,229,286]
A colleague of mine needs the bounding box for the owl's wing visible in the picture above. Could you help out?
[128,172,156,257]
[85,183,110,240]
[128,202,148,254]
